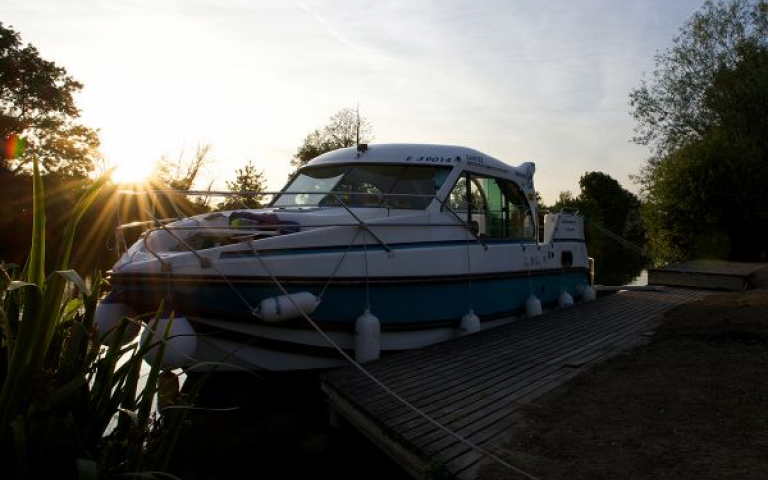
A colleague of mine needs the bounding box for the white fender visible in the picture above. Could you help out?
[254,292,320,323]
[581,285,596,302]
[458,310,480,336]
[355,309,381,363]
[525,294,543,317]
[141,315,197,370]
[558,291,574,308]
[95,292,139,345]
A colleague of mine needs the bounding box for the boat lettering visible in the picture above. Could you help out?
[405,156,453,163]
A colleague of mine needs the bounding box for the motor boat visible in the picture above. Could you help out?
[99,144,594,371]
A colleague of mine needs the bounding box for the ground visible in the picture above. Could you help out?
[482,291,768,480]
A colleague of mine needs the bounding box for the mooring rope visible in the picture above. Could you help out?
[139,207,258,314]
[524,244,534,296]
[318,228,363,301]
[135,202,540,479]
[363,228,371,312]
[246,243,540,480]
[583,217,648,257]
[463,223,475,311]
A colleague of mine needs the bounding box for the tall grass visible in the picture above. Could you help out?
[0,156,195,479]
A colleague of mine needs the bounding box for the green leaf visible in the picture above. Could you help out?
[7,281,39,292]
[0,306,12,367]
[54,170,113,273]
[35,171,111,374]
[28,154,46,288]
[57,270,91,296]
[62,298,83,322]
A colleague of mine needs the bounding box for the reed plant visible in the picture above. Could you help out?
[0,157,194,479]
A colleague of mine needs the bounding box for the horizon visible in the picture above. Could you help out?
[3,0,703,203]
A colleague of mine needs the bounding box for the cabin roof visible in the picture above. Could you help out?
[307,144,535,187]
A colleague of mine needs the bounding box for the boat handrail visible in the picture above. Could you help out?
[115,189,519,261]
[117,189,437,198]
[125,222,484,230]
[115,189,488,268]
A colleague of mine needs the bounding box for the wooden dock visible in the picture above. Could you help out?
[648,259,768,291]
[321,288,710,480]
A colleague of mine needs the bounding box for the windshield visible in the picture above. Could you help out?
[272,164,452,209]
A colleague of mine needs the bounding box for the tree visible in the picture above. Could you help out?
[578,172,641,241]
[549,173,640,238]
[641,43,768,263]
[291,107,373,172]
[630,0,768,263]
[0,23,100,176]
[219,160,267,210]
[550,173,646,281]
[550,191,578,212]
[629,0,767,166]
[153,143,213,190]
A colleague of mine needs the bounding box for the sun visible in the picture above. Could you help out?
[111,158,155,184]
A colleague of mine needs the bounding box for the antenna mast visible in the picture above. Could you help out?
[355,103,360,147]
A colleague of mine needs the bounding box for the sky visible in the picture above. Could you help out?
[3,0,703,203]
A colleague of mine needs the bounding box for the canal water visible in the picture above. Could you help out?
[591,242,649,287]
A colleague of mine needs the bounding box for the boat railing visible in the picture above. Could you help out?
[114,188,489,266]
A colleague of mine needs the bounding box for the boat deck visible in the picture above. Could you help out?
[321,287,710,480]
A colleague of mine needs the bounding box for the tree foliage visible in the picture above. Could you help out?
[0,23,100,176]
[629,0,767,165]
[291,108,373,171]
[551,172,642,243]
[220,160,266,210]
[579,172,641,240]
[642,43,768,263]
[551,172,646,285]
[631,0,768,263]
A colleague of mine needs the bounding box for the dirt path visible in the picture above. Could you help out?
[484,290,768,480]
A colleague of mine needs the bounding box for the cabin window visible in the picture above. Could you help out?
[447,173,535,240]
[275,165,347,207]
[271,164,451,209]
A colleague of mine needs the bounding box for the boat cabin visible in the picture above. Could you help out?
[271,143,538,240]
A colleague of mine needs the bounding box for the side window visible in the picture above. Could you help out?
[449,175,468,211]
[449,175,485,211]
[447,174,535,240]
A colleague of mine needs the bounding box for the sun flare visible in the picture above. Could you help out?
[111,158,155,184]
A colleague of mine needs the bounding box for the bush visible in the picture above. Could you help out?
[0,157,193,479]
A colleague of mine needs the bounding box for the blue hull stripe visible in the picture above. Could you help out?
[118,271,588,326]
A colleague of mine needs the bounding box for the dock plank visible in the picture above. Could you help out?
[321,288,709,480]
[379,310,662,434]
[338,290,672,398]
[403,315,672,453]
[352,292,688,418]
[362,313,641,416]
